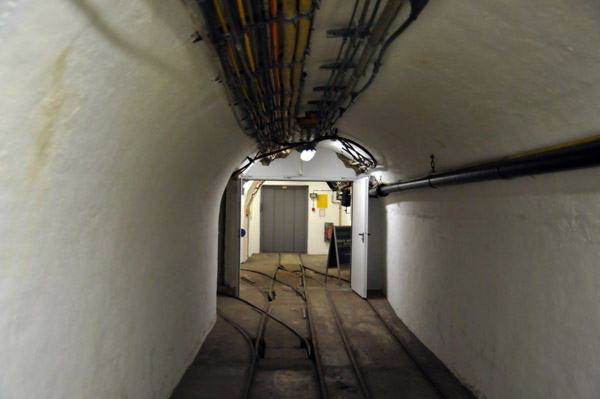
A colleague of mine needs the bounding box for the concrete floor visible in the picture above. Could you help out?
[171,253,476,399]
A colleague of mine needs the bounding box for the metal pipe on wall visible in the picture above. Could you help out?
[370,137,600,197]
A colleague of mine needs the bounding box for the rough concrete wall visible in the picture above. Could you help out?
[384,169,600,399]
[0,1,253,398]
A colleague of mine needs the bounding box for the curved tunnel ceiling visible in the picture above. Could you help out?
[188,0,600,181]
[336,0,600,180]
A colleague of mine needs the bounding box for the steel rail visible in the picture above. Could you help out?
[216,310,257,398]
[301,265,330,399]
[298,263,350,283]
[302,272,371,398]
[217,292,312,358]
[241,276,270,308]
[242,266,280,398]
[241,268,306,299]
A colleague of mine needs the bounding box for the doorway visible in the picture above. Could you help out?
[222,176,371,298]
[241,180,353,261]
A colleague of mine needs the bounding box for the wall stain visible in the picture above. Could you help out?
[399,55,440,73]
[26,47,69,184]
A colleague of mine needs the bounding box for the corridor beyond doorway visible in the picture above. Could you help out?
[171,254,476,399]
[241,181,353,264]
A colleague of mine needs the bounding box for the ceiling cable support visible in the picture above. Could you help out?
[326,27,369,38]
[313,86,343,92]
[320,62,357,70]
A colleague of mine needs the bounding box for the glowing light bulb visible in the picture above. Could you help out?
[300,148,316,162]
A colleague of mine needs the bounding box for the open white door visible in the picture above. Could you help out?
[351,176,369,298]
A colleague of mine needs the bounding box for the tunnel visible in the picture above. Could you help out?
[1,0,600,398]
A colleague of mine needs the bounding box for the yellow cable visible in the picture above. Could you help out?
[244,34,256,71]
[213,0,229,33]
[241,85,250,102]
[213,0,257,116]
[226,44,242,77]
[213,1,242,78]
[252,77,264,98]
[236,0,247,26]
[236,0,257,72]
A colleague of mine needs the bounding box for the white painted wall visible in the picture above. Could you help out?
[0,1,253,398]
[246,181,351,256]
[383,169,600,399]
[4,0,600,398]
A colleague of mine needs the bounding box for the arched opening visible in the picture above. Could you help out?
[171,142,474,398]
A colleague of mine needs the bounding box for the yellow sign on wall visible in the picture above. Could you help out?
[317,194,328,208]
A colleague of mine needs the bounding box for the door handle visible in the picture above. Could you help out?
[358,232,371,243]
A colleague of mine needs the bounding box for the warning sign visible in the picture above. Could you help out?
[316,194,328,208]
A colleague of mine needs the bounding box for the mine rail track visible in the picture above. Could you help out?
[218,257,324,399]
[217,252,454,399]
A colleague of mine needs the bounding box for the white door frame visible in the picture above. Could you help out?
[235,175,369,297]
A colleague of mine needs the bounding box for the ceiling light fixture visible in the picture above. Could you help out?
[300,148,316,162]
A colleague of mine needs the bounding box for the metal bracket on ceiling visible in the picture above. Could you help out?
[319,62,356,70]
[308,100,334,106]
[326,28,368,38]
[313,86,343,92]
[191,31,203,43]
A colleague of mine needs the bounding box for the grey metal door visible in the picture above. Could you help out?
[260,186,308,252]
